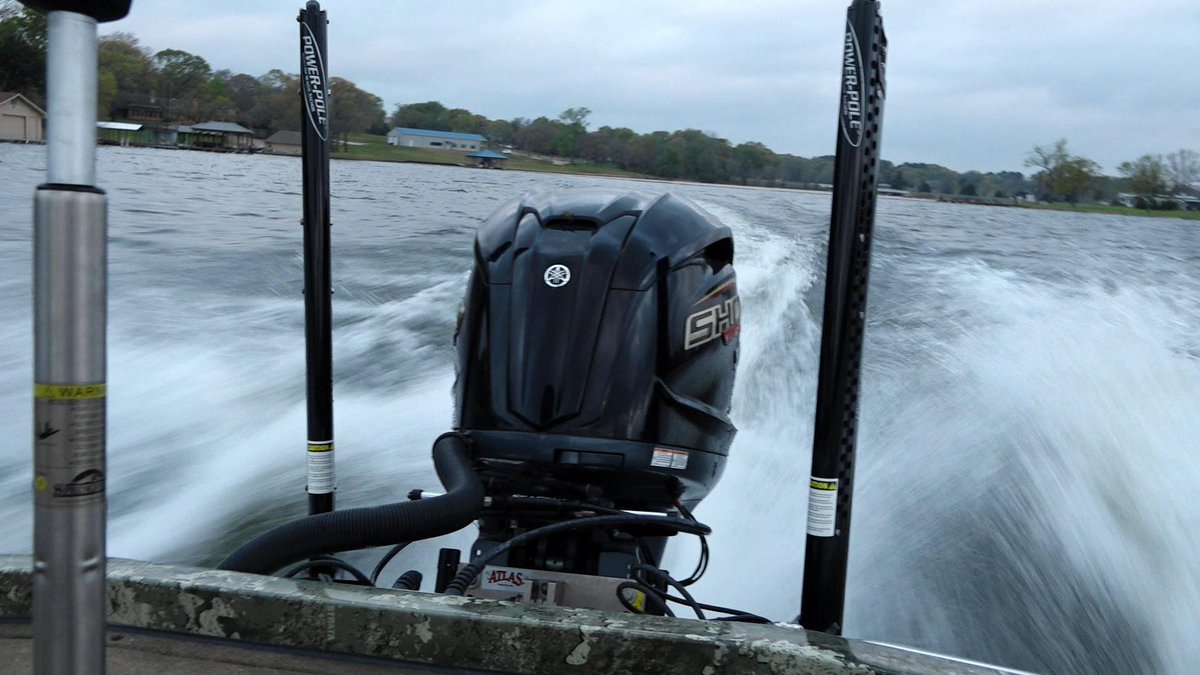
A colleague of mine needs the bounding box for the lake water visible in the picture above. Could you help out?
[2,144,1198,673]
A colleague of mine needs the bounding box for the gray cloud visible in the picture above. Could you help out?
[108,0,1199,173]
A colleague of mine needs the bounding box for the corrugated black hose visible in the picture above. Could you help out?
[218,433,483,575]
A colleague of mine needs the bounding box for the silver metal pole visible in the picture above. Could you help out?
[45,12,98,186]
[33,10,108,674]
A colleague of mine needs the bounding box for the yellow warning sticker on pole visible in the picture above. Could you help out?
[34,383,106,506]
[806,476,838,537]
[34,383,106,400]
[307,440,335,494]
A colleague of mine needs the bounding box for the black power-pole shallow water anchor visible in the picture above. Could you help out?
[799,0,887,636]
[299,1,335,516]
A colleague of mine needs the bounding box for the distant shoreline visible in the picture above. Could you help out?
[333,152,1200,221]
[26,141,1196,222]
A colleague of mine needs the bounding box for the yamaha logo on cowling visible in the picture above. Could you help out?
[840,20,865,148]
[301,25,329,141]
[544,264,571,288]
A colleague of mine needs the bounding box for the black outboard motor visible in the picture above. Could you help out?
[220,190,738,587]
[454,190,739,576]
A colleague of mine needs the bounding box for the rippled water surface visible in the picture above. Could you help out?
[2,144,1198,674]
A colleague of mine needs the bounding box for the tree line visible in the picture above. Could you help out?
[1025,139,1198,206]
[94,33,388,138]
[3,2,1196,204]
[389,100,1043,195]
[397,102,1198,205]
[2,4,387,137]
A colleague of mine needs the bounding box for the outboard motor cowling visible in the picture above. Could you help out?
[454,191,739,512]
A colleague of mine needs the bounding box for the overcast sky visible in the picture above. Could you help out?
[106,0,1198,174]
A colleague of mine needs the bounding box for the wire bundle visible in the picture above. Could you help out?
[275,498,769,624]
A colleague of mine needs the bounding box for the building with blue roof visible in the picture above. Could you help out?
[387,127,486,151]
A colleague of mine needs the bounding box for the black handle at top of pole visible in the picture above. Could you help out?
[799,0,887,636]
[19,0,131,22]
[299,1,334,516]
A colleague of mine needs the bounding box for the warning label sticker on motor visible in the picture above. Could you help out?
[650,447,689,470]
[806,476,838,537]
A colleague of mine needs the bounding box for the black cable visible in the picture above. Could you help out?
[712,614,774,624]
[279,557,372,586]
[657,593,773,624]
[628,583,771,624]
[616,580,674,617]
[487,497,663,567]
[674,501,708,586]
[621,559,771,624]
[485,497,660,566]
[443,513,710,596]
[369,542,410,586]
[632,564,705,620]
[677,535,708,586]
[494,496,625,515]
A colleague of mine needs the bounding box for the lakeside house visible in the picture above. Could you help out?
[92,120,262,152]
[117,97,164,123]
[96,122,199,149]
[386,127,486,151]
[190,121,255,152]
[1116,192,1200,211]
[97,121,152,146]
[0,92,45,143]
[265,130,302,156]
